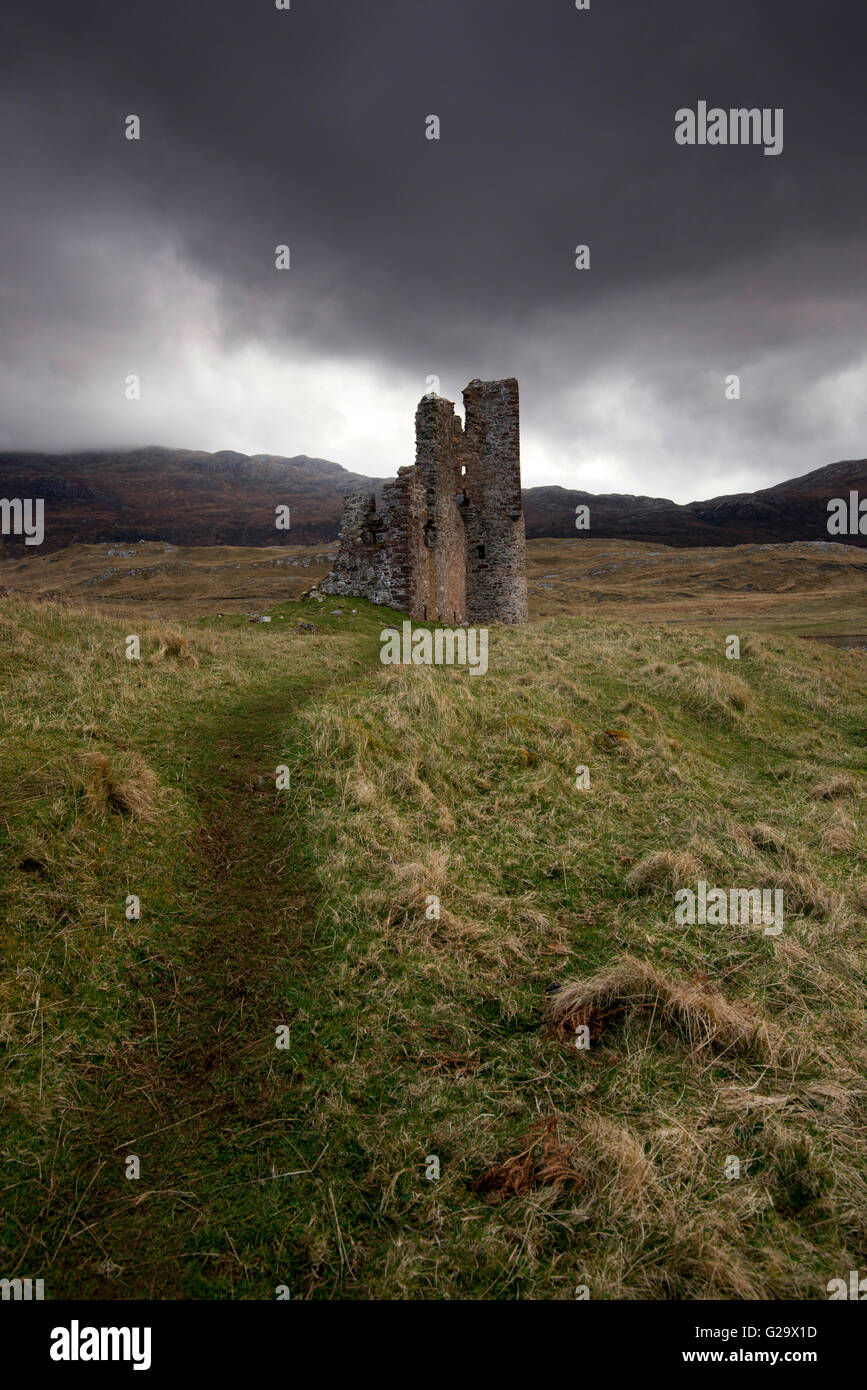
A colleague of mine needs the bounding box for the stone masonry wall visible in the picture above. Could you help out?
[414,394,466,623]
[382,466,427,617]
[319,491,389,604]
[461,377,529,625]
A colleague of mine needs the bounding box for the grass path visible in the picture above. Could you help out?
[35,656,357,1298]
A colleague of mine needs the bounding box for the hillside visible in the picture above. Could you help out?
[1,594,865,1297]
[1,448,865,552]
[522,458,867,547]
[0,446,381,550]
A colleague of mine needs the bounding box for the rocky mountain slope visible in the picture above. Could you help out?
[522,459,867,546]
[0,447,864,551]
[0,447,380,551]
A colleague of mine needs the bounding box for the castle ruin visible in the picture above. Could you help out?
[320,377,528,624]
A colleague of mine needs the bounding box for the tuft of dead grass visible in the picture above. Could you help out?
[473,1117,586,1200]
[546,954,780,1061]
[748,822,788,853]
[80,750,160,821]
[640,658,754,722]
[148,627,199,666]
[821,812,856,854]
[811,773,858,801]
[348,775,377,806]
[771,868,833,918]
[626,849,703,893]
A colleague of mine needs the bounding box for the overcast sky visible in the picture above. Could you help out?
[1,0,865,501]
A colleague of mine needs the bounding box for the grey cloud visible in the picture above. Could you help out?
[1,0,866,497]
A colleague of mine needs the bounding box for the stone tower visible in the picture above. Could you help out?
[460,378,528,625]
[414,393,467,624]
[320,377,528,625]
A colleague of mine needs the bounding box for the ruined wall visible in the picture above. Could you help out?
[318,468,425,613]
[414,394,466,623]
[320,377,528,626]
[318,491,389,604]
[462,378,529,625]
[380,466,427,617]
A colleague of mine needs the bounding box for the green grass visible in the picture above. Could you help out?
[1,598,865,1298]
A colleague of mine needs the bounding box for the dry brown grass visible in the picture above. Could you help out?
[80,750,161,821]
[0,616,35,649]
[8,536,867,639]
[0,541,337,619]
[771,867,834,918]
[640,658,754,722]
[546,954,780,1061]
[812,773,858,801]
[748,822,788,853]
[473,1117,586,1200]
[821,812,857,854]
[625,849,704,893]
[148,627,199,666]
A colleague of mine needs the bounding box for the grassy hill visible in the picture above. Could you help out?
[1,595,865,1298]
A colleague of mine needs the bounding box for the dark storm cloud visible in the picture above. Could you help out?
[1,0,866,494]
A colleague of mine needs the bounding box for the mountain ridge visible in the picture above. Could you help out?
[1,447,864,551]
